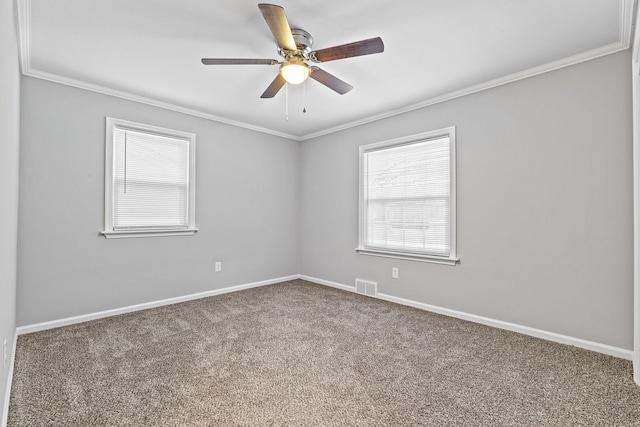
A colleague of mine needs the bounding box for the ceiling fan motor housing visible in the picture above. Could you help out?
[278,28,314,57]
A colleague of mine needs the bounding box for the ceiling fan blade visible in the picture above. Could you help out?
[309,67,353,95]
[310,37,384,62]
[201,58,278,65]
[258,4,296,52]
[261,73,287,98]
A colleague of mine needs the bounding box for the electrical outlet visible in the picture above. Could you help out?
[215,261,222,272]
[3,339,7,369]
[392,267,399,279]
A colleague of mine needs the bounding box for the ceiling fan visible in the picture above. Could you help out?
[201,3,384,98]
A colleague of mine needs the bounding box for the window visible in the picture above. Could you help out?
[357,127,457,265]
[102,118,197,238]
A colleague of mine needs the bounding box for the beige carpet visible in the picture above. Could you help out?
[7,279,640,426]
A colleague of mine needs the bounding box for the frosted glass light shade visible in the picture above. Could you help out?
[281,61,310,84]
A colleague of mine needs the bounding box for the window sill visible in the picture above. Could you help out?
[101,229,198,239]
[356,247,459,265]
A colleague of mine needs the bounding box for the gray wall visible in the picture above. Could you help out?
[17,77,300,326]
[300,50,634,350]
[0,0,20,416]
[14,45,635,352]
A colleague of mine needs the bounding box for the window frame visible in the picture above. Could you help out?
[357,127,458,265]
[102,117,197,239]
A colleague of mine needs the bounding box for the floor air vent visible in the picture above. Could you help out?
[355,279,377,297]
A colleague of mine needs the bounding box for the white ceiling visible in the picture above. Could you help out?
[17,0,635,140]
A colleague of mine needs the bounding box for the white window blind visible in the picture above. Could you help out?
[103,118,196,238]
[359,128,457,263]
[113,129,190,229]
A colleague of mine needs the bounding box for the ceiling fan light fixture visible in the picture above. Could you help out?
[281,60,310,84]
[201,4,384,98]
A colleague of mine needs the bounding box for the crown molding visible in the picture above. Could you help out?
[621,0,636,47]
[633,0,640,63]
[15,0,635,142]
[23,68,302,141]
[302,4,634,140]
[14,0,302,141]
[16,0,30,73]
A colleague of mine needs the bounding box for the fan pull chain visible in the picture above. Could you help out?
[285,83,289,121]
[303,80,307,113]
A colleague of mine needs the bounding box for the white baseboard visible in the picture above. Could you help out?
[14,273,635,362]
[301,275,634,361]
[298,275,356,293]
[17,275,299,335]
[1,331,17,427]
